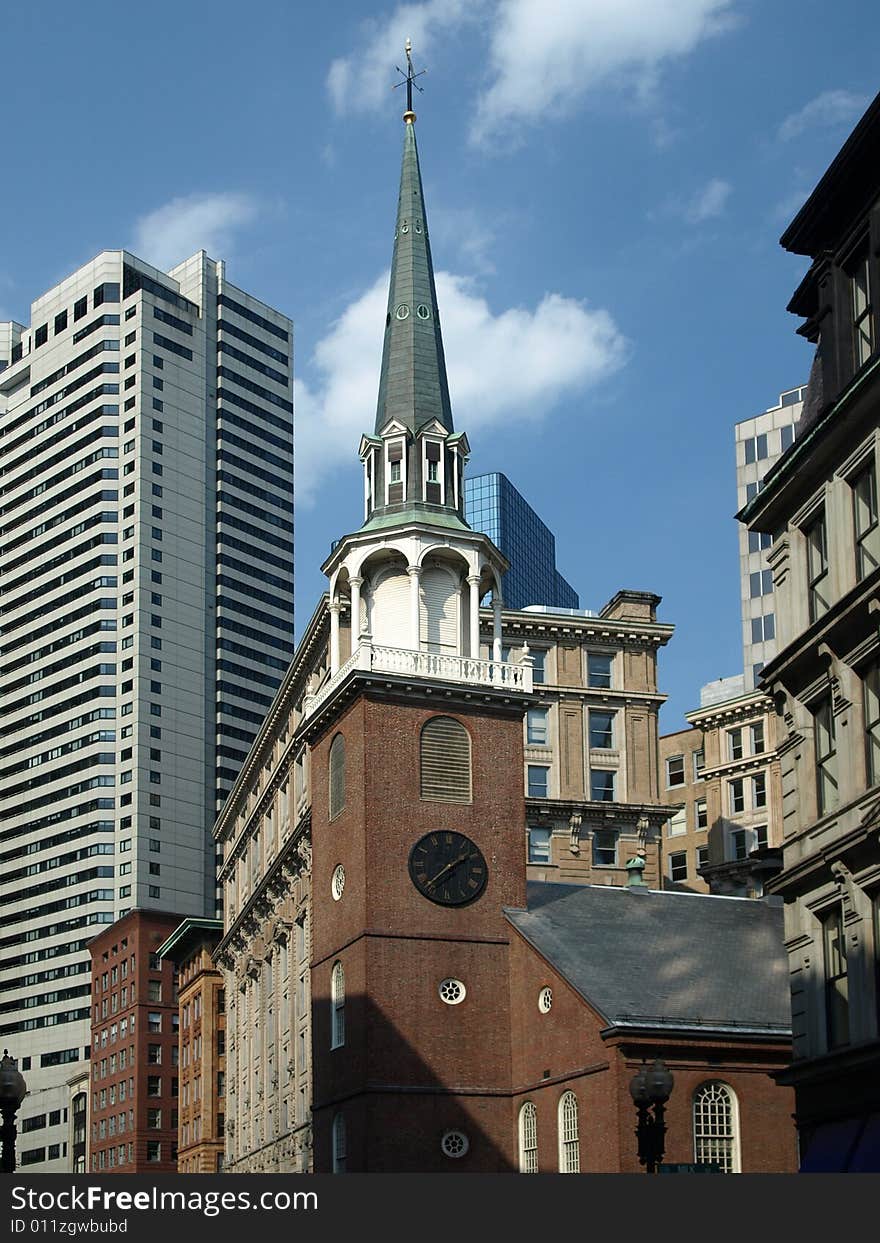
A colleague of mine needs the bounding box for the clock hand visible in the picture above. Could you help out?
[425,852,471,888]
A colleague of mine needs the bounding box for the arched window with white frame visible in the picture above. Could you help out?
[558,1091,580,1172]
[332,1112,346,1173]
[693,1081,741,1172]
[518,1101,538,1173]
[331,961,345,1049]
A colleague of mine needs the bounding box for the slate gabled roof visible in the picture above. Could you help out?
[504,882,790,1035]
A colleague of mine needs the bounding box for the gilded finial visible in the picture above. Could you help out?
[393,37,426,123]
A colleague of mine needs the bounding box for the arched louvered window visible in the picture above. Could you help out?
[329,734,345,820]
[518,1102,538,1173]
[331,961,345,1049]
[332,1112,346,1173]
[693,1082,741,1173]
[420,716,471,803]
[558,1092,580,1172]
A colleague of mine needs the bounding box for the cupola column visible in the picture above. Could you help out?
[329,602,341,675]
[492,598,503,662]
[408,565,422,652]
[468,575,481,659]
[350,576,363,646]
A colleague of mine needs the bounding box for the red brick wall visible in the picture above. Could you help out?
[310,690,527,1172]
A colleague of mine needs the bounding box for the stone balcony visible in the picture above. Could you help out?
[303,639,533,720]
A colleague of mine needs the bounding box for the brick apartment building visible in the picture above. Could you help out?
[157,917,226,1173]
[87,910,181,1172]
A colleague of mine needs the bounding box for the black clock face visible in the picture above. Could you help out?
[408,832,488,907]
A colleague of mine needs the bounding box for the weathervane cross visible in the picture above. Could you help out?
[393,37,426,119]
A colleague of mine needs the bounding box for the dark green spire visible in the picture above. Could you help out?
[374,114,454,436]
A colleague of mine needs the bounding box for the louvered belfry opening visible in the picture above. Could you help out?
[420,716,472,802]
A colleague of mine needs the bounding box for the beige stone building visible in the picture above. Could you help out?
[502,592,673,888]
[659,677,782,897]
[739,92,880,1170]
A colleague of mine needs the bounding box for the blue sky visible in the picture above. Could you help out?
[2,0,878,731]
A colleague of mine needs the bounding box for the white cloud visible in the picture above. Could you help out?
[132,193,260,271]
[472,0,737,142]
[295,270,626,504]
[777,90,869,142]
[684,177,731,223]
[328,0,735,135]
[327,0,479,116]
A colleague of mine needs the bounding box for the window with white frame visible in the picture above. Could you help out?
[750,721,765,754]
[697,844,709,870]
[863,656,880,787]
[586,652,612,688]
[518,1102,538,1173]
[669,851,688,883]
[332,1113,346,1173]
[592,829,617,867]
[331,962,345,1050]
[558,1092,579,1173]
[822,904,849,1049]
[729,779,744,814]
[527,826,552,865]
[667,807,687,837]
[666,755,685,787]
[695,799,708,831]
[752,772,767,808]
[589,710,614,750]
[693,1083,740,1173]
[814,694,838,815]
[693,749,705,780]
[751,613,775,644]
[730,829,748,861]
[527,765,549,798]
[590,770,615,801]
[526,708,548,746]
[743,433,768,464]
[805,510,829,622]
[727,728,743,761]
[853,460,879,581]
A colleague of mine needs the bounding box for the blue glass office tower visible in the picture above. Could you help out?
[465,472,579,610]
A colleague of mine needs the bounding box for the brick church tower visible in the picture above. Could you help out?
[304,46,533,1172]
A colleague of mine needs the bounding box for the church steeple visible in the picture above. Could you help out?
[322,44,511,682]
[357,42,468,531]
[374,73,454,437]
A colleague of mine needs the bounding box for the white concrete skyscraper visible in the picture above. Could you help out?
[0,250,293,1170]
[735,384,806,688]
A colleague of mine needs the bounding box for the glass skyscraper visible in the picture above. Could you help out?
[465,472,579,610]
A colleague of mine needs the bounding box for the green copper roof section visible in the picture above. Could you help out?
[360,505,471,534]
[374,120,454,436]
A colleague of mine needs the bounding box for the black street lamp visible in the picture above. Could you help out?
[629,1058,674,1173]
[0,1050,28,1175]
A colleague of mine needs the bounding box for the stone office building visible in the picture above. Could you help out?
[739,90,880,1171]
[659,676,782,897]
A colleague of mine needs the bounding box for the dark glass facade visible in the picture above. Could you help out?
[464,473,579,610]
